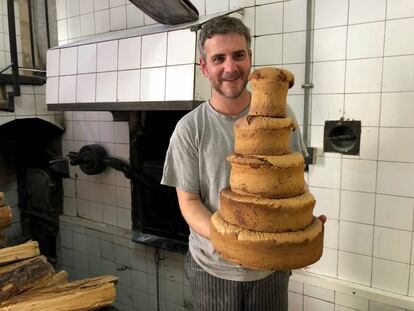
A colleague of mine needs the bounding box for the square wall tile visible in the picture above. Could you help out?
[385,19,414,56]
[15,94,35,116]
[387,0,414,19]
[46,77,59,103]
[383,55,414,92]
[78,44,97,74]
[140,67,165,101]
[97,40,118,72]
[56,0,66,20]
[141,33,167,68]
[289,279,304,294]
[324,218,339,249]
[117,70,140,101]
[340,190,375,224]
[379,128,414,163]
[95,9,110,34]
[306,248,338,277]
[166,65,194,100]
[375,194,414,231]
[314,0,349,28]
[373,227,411,263]
[338,251,372,286]
[309,186,340,219]
[288,291,303,311]
[205,0,229,14]
[344,93,380,127]
[313,27,347,62]
[80,0,94,14]
[99,122,114,143]
[110,6,126,31]
[96,72,117,102]
[255,2,283,35]
[380,92,414,127]
[311,94,343,125]
[118,37,141,70]
[335,292,369,311]
[167,30,196,65]
[348,0,386,24]
[76,74,96,103]
[283,63,305,95]
[254,34,282,66]
[67,16,81,39]
[80,13,95,37]
[303,296,334,311]
[372,258,409,295]
[283,31,306,64]
[304,284,334,302]
[59,76,76,103]
[341,159,377,192]
[46,49,59,77]
[347,22,385,59]
[308,157,341,188]
[339,221,373,255]
[114,122,129,144]
[284,0,307,32]
[312,61,345,94]
[345,58,383,93]
[377,162,414,197]
[60,47,77,75]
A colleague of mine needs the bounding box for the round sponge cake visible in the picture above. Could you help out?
[220,187,315,232]
[248,67,294,117]
[234,115,294,156]
[210,212,324,270]
[227,153,305,198]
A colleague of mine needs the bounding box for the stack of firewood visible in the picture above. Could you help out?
[0,192,118,310]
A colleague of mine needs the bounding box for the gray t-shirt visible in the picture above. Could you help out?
[161,101,306,281]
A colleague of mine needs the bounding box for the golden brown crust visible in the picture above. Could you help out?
[248,67,295,118]
[234,116,294,155]
[220,187,315,232]
[227,153,305,198]
[210,213,324,270]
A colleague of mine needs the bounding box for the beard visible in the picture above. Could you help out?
[211,70,249,99]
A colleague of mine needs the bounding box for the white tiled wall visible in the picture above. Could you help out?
[52,0,414,310]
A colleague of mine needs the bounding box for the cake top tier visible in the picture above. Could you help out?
[248,67,295,118]
[249,67,294,89]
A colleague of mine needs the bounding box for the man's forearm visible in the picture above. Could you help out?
[176,189,212,239]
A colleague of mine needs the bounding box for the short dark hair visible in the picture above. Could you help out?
[198,15,252,60]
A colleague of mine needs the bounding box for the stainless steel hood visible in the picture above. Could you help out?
[46,9,243,112]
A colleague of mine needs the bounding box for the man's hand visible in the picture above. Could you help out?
[318,214,327,224]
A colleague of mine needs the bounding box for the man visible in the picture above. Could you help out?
[161,15,325,310]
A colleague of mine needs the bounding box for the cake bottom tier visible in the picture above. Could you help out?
[210,212,324,271]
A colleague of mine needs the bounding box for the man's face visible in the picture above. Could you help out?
[200,33,252,100]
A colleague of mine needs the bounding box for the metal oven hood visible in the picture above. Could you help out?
[46,9,243,112]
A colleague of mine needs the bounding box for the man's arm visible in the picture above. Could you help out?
[176,188,212,240]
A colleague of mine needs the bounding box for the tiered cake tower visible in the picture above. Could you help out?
[210,67,324,270]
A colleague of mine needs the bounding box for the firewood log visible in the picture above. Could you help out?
[0,193,3,207]
[0,255,55,302]
[23,270,68,293]
[0,207,11,231]
[0,241,40,266]
[0,275,118,311]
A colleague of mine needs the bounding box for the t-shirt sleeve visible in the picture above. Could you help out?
[287,104,309,158]
[161,120,200,194]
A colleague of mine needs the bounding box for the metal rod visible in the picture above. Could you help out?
[302,0,314,145]
[28,0,36,68]
[7,0,20,97]
[19,66,46,73]
[44,0,50,49]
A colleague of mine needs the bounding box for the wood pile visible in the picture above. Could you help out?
[0,193,118,310]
